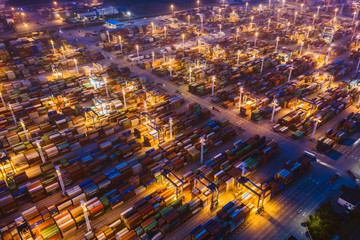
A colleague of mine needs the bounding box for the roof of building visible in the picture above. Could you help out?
[339,189,360,206]
[105,19,122,25]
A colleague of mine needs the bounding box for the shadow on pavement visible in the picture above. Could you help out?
[341,138,356,146]
[325,150,343,160]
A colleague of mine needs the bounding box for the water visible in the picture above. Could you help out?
[9,0,259,16]
[9,0,261,16]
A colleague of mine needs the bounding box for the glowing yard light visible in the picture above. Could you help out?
[36,139,46,163]
[311,116,321,140]
[239,85,243,109]
[56,165,66,195]
[8,102,16,125]
[288,64,294,83]
[182,34,185,50]
[169,117,173,140]
[122,87,127,109]
[353,11,358,25]
[0,92,5,108]
[118,35,122,51]
[50,39,55,55]
[104,77,109,98]
[275,36,280,52]
[271,99,278,123]
[80,199,92,233]
[136,45,139,62]
[74,58,78,74]
[20,118,30,141]
[254,32,258,46]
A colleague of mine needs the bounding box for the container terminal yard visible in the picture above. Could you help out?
[1,0,360,240]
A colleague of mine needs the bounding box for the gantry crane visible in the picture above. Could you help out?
[194,172,219,209]
[161,168,184,199]
[236,176,266,211]
[82,107,99,128]
[93,96,109,115]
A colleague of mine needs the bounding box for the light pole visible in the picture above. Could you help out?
[0,92,5,108]
[245,2,248,12]
[267,19,271,31]
[171,4,174,16]
[151,22,154,34]
[74,58,78,74]
[260,57,264,73]
[317,6,320,17]
[219,24,222,33]
[164,26,167,39]
[182,34,185,50]
[239,86,243,109]
[104,77,109,98]
[307,26,311,39]
[118,35,122,51]
[200,136,205,164]
[300,3,304,13]
[254,32,258,47]
[197,0,200,9]
[169,117,173,140]
[236,28,239,41]
[268,0,271,7]
[270,99,278,123]
[250,16,254,30]
[106,31,110,43]
[282,0,285,10]
[8,102,17,125]
[277,9,281,22]
[312,14,316,25]
[334,8,338,18]
[152,51,155,68]
[20,118,30,141]
[136,45,139,63]
[56,165,66,196]
[275,36,279,52]
[299,41,304,56]
[353,11,358,25]
[122,87,127,109]
[24,23,28,34]
[356,57,360,73]
[188,15,191,25]
[36,139,46,163]
[50,39,55,55]
[212,76,215,96]
[294,11,297,24]
[288,65,293,83]
[144,99,148,115]
[80,200,92,233]
[311,117,321,140]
